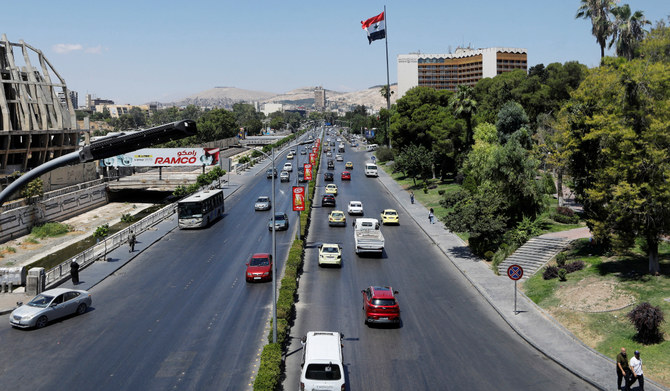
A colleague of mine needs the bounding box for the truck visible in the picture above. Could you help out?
[353,218,384,255]
[364,162,378,177]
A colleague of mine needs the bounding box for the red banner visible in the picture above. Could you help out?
[304,163,313,181]
[292,186,305,211]
[309,153,316,165]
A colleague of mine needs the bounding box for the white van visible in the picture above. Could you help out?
[365,162,378,177]
[365,143,378,151]
[300,331,345,391]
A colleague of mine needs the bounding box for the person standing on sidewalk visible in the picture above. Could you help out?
[128,231,136,252]
[70,261,80,285]
[616,347,631,391]
[629,350,644,390]
[410,191,414,204]
[428,208,435,224]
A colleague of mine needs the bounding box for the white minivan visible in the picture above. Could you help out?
[300,331,345,391]
[365,162,378,177]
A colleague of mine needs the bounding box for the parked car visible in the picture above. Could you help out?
[381,209,399,225]
[345,162,354,170]
[361,286,400,326]
[254,196,271,211]
[321,194,336,207]
[245,253,272,282]
[328,210,346,226]
[268,213,289,231]
[266,168,277,178]
[347,201,364,215]
[318,243,343,267]
[325,184,338,196]
[341,171,351,180]
[9,288,92,329]
[280,171,290,182]
[324,172,334,182]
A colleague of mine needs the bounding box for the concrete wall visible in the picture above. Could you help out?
[0,183,108,244]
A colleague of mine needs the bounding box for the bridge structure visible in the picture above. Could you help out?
[239,135,284,146]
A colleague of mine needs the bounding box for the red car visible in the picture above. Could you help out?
[361,286,400,326]
[246,253,273,282]
[341,171,351,180]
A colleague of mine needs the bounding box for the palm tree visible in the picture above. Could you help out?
[576,0,617,59]
[449,85,477,147]
[609,4,651,60]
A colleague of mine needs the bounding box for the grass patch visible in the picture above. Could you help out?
[30,222,73,238]
[523,238,670,386]
[23,237,40,244]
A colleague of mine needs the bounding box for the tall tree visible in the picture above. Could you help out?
[638,18,670,63]
[576,0,617,59]
[449,85,477,148]
[557,58,670,275]
[609,4,651,60]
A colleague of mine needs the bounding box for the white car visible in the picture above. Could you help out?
[335,154,343,161]
[283,162,293,172]
[318,243,342,267]
[9,288,92,329]
[254,196,271,211]
[347,201,364,215]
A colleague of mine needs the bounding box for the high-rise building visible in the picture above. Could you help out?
[314,86,326,111]
[397,47,527,98]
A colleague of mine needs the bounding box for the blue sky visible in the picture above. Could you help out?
[2,0,667,105]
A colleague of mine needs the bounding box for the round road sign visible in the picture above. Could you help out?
[507,264,524,281]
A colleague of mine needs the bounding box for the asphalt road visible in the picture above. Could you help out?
[284,135,597,390]
[0,147,302,390]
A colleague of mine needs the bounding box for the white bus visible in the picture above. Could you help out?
[177,189,224,229]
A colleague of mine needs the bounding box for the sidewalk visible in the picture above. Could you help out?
[374,162,667,391]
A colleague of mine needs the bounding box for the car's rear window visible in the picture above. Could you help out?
[305,364,342,380]
[372,299,396,306]
[323,246,339,253]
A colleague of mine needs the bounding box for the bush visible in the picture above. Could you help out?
[558,269,567,281]
[438,189,445,196]
[31,222,72,238]
[543,266,560,280]
[253,343,282,390]
[121,213,134,223]
[375,146,394,162]
[551,212,579,224]
[556,206,574,217]
[541,173,556,194]
[484,251,494,261]
[627,302,665,344]
[555,252,567,267]
[563,260,585,273]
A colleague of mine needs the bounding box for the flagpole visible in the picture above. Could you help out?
[384,5,391,149]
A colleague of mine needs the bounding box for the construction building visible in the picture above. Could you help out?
[397,47,527,97]
[314,86,326,111]
[0,34,79,175]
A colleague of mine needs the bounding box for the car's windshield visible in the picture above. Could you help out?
[28,294,54,308]
[257,197,269,203]
[385,211,397,216]
[178,203,202,218]
[250,257,270,267]
[274,214,285,221]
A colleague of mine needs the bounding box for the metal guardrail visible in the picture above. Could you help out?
[44,203,177,288]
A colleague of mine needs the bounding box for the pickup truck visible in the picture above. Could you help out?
[353,218,384,255]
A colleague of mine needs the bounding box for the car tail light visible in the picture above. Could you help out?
[300,382,305,391]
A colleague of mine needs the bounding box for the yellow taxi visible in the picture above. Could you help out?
[328,210,346,226]
[345,161,354,170]
[325,184,338,196]
[380,209,399,225]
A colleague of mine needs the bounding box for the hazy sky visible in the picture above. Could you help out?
[2,0,667,105]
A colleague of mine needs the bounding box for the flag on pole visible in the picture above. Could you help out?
[361,11,385,44]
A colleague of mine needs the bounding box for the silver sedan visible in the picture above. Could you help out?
[254,196,271,211]
[9,288,92,329]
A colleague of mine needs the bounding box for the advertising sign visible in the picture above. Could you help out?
[292,186,305,211]
[309,153,316,166]
[304,163,312,181]
[100,148,220,167]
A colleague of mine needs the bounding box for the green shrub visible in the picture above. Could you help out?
[30,222,72,238]
[558,269,567,281]
[375,146,394,162]
[121,213,134,223]
[438,189,445,196]
[555,252,567,267]
[541,173,556,194]
[24,237,39,244]
[253,343,282,390]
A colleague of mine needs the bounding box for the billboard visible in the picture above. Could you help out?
[309,152,316,166]
[292,186,305,211]
[100,148,220,167]
[304,163,312,181]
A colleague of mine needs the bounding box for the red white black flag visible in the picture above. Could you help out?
[361,11,385,44]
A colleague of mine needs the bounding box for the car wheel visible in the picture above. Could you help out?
[76,303,87,315]
[36,315,48,329]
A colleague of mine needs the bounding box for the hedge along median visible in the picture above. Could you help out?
[253,136,321,391]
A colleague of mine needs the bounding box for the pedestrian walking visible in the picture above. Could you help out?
[616,347,631,391]
[70,261,80,285]
[629,350,644,390]
[410,191,415,204]
[128,231,136,252]
[428,208,435,224]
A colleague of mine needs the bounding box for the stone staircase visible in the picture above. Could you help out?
[497,237,572,278]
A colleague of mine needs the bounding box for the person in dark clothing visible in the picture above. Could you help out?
[128,231,136,252]
[410,192,415,204]
[616,347,630,391]
[70,261,80,285]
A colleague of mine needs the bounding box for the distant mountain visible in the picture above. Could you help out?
[162,85,397,111]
